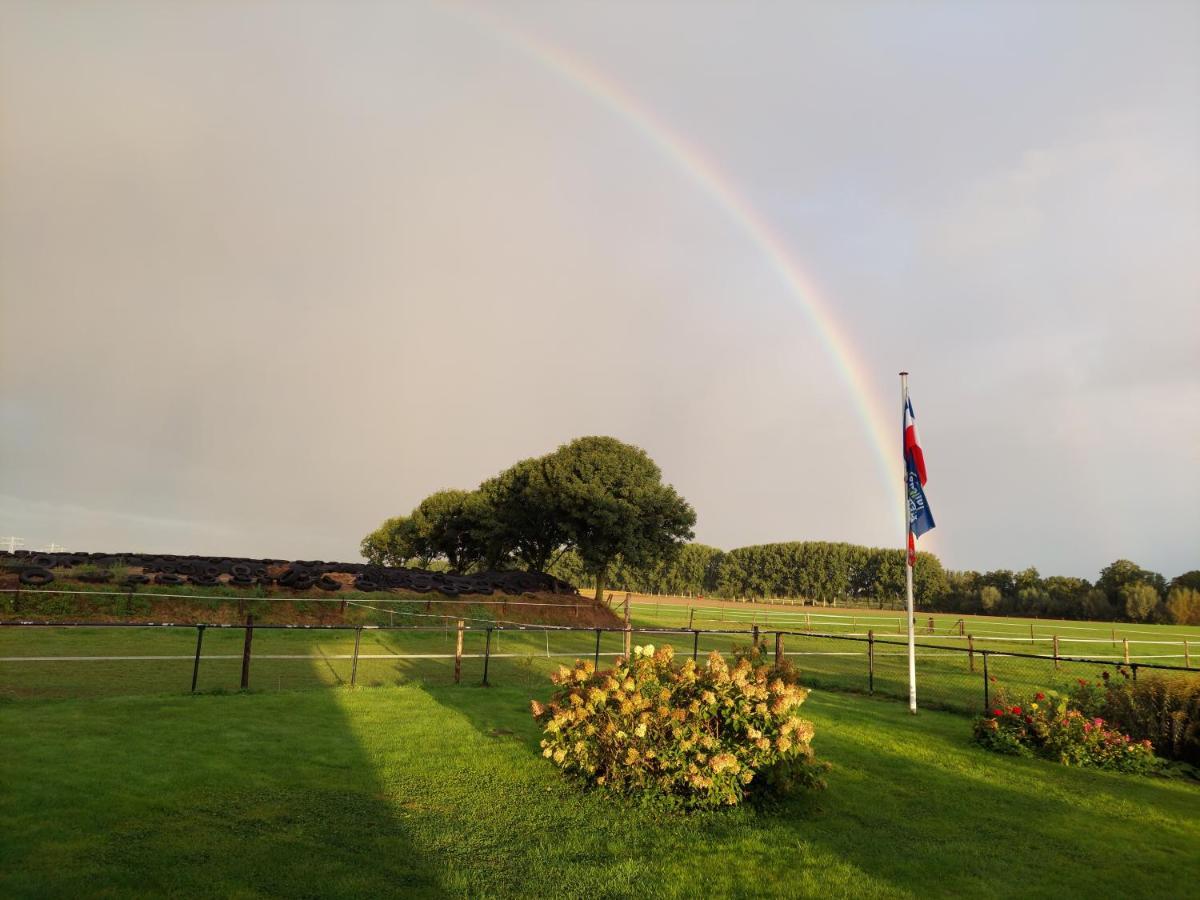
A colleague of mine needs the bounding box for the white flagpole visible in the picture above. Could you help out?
[900,371,917,714]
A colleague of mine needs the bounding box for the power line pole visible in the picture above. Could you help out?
[45,542,65,553]
[0,536,24,553]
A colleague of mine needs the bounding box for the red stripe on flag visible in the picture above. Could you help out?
[907,532,916,567]
[904,425,927,485]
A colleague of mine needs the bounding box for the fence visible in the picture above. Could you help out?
[2,617,1196,714]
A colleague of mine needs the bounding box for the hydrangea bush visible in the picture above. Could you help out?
[531,644,826,809]
[973,689,1160,775]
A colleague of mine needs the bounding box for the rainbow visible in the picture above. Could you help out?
[442,4,904,515]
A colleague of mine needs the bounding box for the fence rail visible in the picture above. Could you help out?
[1,618,1195,713]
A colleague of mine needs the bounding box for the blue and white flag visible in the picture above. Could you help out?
[904,397,935,563]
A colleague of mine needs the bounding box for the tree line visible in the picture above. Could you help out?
[360,436,695,601]
[360,436,1197,625]
[547,542,1200,626]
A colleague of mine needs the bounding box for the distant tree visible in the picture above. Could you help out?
[1120,581,1161,623]
[1080,588,1115,620]
[1098,560,1166,606]
[1164,587,1200,626]
[360,516,421,567]
[1043,576,1092,619]
[1170,571,1200,592]
[407,489,493,573]
[979,585,1002,613]
[542,436,695,603]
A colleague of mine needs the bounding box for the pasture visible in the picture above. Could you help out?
[3,683,1198,899]
[3,589,1196,717]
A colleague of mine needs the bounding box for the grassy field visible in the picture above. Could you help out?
[2,681,1198,899]
[2,586,1196,716]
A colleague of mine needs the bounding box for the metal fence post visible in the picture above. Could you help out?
[1185,640,1191,669]
[1053,635,1060,671]
[594,628,601,671]
[968,634,975,673]
[482,627,492,686]
[868,629,875,694]
[692,629,699,663]
[191,624,206,692]
[240,614,254,690]
[350,625,362,686]
[982,651,990,710]
[1131,663,1138,681]
[623,601,631,660]
[752,624,760,654]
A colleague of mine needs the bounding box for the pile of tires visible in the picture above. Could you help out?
[0,550,578,597]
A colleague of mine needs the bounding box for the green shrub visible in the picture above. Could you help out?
[532,645,825,810]
[974,689,1160,775]
[1088,672,1200,766]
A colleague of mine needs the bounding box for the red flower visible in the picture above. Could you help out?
[1011,706,1022,715]
[1035,692,1045,701]
[991,709,1004,717]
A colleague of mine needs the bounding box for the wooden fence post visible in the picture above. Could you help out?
[1184,640,1190,669]
[687,607,694,630]
[1029,623,1035,644]
[623,598,632,660]
[968,634,975,673]
[1053,635,1060,671]
[774,631,783,668]
[454,620,464,684]
[752,625,760,653]
[1123,638,1130,665]
[240,614,254,690]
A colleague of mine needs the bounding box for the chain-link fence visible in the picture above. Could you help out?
[2,621,1195,714]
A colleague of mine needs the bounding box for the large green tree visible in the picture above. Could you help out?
[479,458,569,572]
[413,489,493,573]
[542,436,696,602]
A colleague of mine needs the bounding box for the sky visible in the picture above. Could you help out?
[1,1,1197,580]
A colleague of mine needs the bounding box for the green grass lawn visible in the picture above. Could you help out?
[2,683,1197,899]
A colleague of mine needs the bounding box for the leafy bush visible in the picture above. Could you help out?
[532,645,825,810]
[1073,671,1200,766]
[974,689,1160,774]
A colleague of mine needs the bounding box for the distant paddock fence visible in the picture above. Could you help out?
[1,616,1195,714]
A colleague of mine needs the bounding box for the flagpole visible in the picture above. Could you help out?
[900,371,917,714]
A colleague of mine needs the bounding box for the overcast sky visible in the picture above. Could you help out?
[1,1,1197,579]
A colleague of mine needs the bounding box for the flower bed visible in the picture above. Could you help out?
[974,689,1159,774]
[532,644,826,809]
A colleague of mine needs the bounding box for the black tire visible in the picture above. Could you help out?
[29,554,56,569]
[354,578,379,593]
[155,573,185,586]
[229,575,255,588]
[315,576,341,592]
[122,574,150,585]
[19,568,54,586]
[290,575,315,591]
[231,564,252,577]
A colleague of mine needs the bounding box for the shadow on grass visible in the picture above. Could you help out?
[0,687,449,898]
